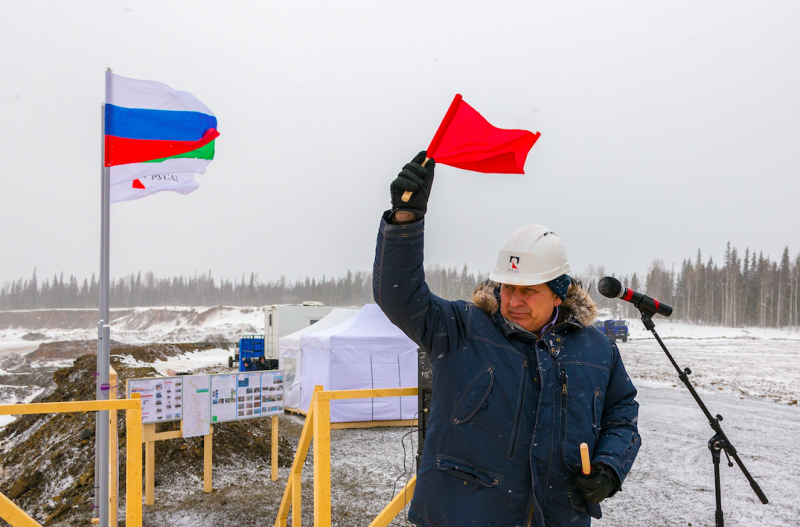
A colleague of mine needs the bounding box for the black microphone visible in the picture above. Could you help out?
[597,276,673,318]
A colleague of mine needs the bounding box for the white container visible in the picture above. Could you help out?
[264,303,336,358]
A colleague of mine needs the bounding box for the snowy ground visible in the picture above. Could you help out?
[2,310,799,525]
[626,319,800,342]
[130,334,800,526]
[619,338,800,404]
[135,380,797,527]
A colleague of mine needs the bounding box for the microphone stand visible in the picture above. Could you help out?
[636,309,768,527]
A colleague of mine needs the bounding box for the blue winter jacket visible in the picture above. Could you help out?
[373,215,640,527]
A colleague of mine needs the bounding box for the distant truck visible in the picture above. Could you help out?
[593,319,629,342]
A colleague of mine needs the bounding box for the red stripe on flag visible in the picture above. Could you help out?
[622,289,634,302]
[105,128,219,167]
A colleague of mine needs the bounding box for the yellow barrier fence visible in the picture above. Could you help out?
[0,394,143,527]
[275,386,419,527]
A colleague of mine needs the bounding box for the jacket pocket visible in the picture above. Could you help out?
[450,362,495,424]
[507,359,528,459]
[436,455,503,488]
[566,485,587,513]
[620,434,641,475]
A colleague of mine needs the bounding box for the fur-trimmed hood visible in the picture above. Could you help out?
[472,280,598,328]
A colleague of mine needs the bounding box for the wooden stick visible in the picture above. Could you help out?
[125,393,143,527]
[204,426,213,493]
[580,443,591,475]
[401,158,429,203]
[313,387,332,526]
[271,415,279,482]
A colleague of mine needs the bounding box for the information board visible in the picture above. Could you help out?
[182,375,212,438]
[210,374,238,423]
[236,372,261,419]
[260,371,285,417]
[127,371,284,425]
[128,377,183,424]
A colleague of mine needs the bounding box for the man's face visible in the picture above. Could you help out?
[499,283,563,334]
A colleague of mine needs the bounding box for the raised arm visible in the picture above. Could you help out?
[373,152,468,361]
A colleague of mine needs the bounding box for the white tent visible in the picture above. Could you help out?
[299,304,418,423]
[278,308,360,409]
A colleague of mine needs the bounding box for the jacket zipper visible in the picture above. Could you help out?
[559,364,571,474]
[507,360,528,459]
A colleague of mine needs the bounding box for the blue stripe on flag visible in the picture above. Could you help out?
[105,104,217,141]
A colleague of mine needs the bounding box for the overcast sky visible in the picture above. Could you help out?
[2,1,799,290]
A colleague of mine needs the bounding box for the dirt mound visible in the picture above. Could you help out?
[0,351,295,526]
[0,309,134,331]
[112,342,219,363]
[21,332,47,341]
[24,340,218,363]
[26,340,106,360]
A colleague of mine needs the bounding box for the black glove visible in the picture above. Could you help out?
[572,461,620,503]
[390,151,435,221]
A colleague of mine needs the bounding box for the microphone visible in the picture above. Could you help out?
[598,276,673,318]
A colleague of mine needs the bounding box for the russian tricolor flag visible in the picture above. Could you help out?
[105,72,219,188]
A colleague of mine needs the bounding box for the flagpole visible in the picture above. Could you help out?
[95,67,113,527]
[94,104,103,523]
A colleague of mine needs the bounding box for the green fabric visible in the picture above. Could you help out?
[144,140,215,163]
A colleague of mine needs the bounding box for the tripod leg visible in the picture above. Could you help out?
[710,436,725,527]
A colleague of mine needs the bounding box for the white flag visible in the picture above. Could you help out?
[110,173,201,204]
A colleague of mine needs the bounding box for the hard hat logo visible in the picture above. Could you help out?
[489,225,572,286]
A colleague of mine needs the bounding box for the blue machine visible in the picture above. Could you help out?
[227,334,265,370]
[592,320,629,342]
[238,334,265,371]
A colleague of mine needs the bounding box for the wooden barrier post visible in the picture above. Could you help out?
[274,387,418,527]
[275,388,317,527]
[0,398,141,527]
[108,365,118,526]
[313,386,331,527]
[368,476,416,527]
[204,425,213,493]
[0,492,39,527]
[144,424,156,505]
[271,415,279,482]
[126,393,143,527]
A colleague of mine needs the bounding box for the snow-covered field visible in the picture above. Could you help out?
[626,319,800,342]
[136,381,797,527]
[132,324,800,526]
[2,308,799,525]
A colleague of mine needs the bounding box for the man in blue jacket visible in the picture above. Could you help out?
[374,152,640,527]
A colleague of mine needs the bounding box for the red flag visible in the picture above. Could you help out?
[427,94,540,174]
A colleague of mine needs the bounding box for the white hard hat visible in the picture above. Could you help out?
[488,225,571,286]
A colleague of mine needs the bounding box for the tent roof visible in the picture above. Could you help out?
[278,308,360,351]
[301,304,415,349]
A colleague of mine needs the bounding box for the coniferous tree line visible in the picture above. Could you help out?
[0,266,487,312]
[2,244,799,329]
[576,244,800,330]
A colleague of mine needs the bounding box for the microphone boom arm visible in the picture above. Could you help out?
[636,309,769,519]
